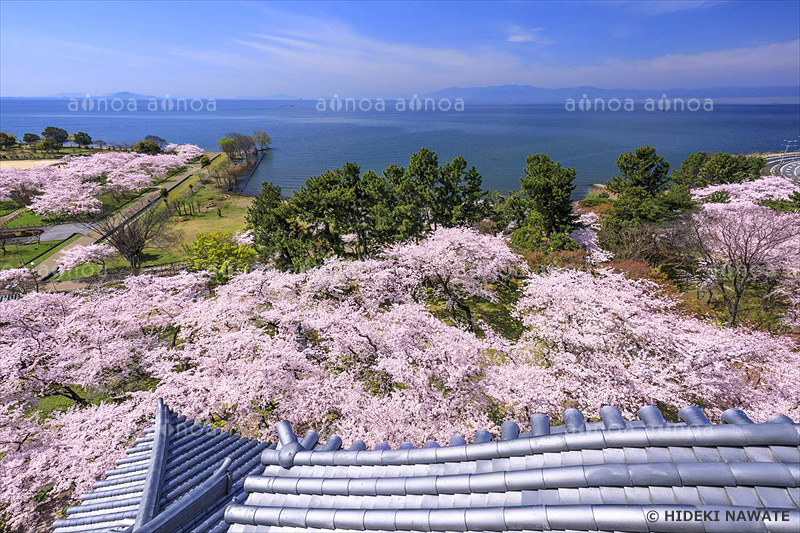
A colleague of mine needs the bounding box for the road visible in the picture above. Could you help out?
[765,152,800,184]
[38,222,92,241]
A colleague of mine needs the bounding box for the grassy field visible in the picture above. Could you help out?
[56,246,183,281]
[0,201,19,217]
[158,155,251,242]
[1,234,82,269]
[33,388,87,420]
[4,209,48,228]
[170,187,252,242]
[426,280,525,341]
[0,146,96,160]
[156,155,227,210]
[1,240,62,268]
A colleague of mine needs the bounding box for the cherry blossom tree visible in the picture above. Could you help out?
[233,228,254,246]
[384,227,527,328]
[0,267,39,294]
[0,144,203,217]
[681,178,800,326]
[570,212,613,265]
[0,166,45,206]
[673,194,800,325]
[56,243,116,272]
[777,275,800,331]
[492,268,800,420]
[0,395,155,531]
[692,175,799,204]
[92,208,171,274]
[165,143,204,160]
[1,227,797,528]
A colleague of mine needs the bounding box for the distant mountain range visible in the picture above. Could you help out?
[34,86,799,103]
[424,84,800,103]
[48,92,301,100]
[234,94,300,100]
[50,91,157,99]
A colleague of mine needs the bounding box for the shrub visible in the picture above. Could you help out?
[133,140,161,155]
[701,190,731,204]
[182,231,258,283]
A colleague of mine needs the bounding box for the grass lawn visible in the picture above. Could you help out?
[425,280,525,341]
[30,234,82,266]
[57,246,183,281]
[155,156,226,212]
[4,209,48,228]
[157,155,251,243]
[170,187,252,244]
[0,201,19,217]
[1,240,62,268]
[33,389,87,420]
[0,234,82,269]
[0,147,96,160]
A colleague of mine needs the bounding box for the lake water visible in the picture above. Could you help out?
[1,97,798,197]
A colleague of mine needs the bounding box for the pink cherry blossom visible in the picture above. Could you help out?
[233,229,255,246]
[56,244,116,271]
[496,268,800,420]
[570,212,613,264]
[0,267,39,293]
[0,145,202,217]
[692,175,799,204]
[165,143,204,160]
[1,228,798,527]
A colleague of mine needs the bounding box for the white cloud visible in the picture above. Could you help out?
[505,26,553,45]
[43,6,793,98]
[213,10,798,95]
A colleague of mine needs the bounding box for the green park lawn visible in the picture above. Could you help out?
[0,234,82,269]
[0,146,96,160]
[4,210,48,228]
[56,246,183,281]
[0,201,19,217]
[1,240,62,268]
[170,185,252,242]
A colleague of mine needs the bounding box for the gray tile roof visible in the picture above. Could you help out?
[224,406,800,533]
[53,399,270,533]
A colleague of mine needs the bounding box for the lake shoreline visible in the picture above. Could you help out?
[3,99,797,199]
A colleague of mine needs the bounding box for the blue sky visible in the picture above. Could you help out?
[1,0,798,97]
